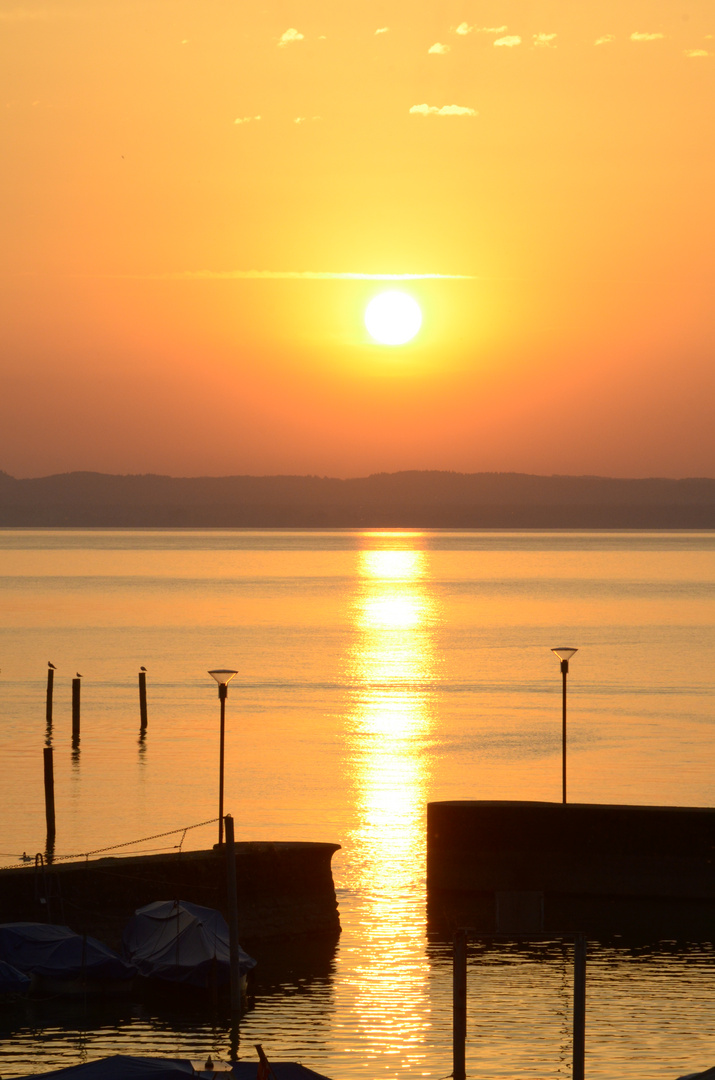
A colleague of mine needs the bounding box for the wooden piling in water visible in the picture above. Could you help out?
[71,677,81,745]
[138,670,148,730]
[43,746,56,842]
[46,665,54,727]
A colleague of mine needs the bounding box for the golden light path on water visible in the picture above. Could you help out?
[337,538,437,1074]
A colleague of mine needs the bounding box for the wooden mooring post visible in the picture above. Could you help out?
[138,669,148,731]
[46,664,55,729]
[43,746,56,844]
[453,931,587,1080]
[71,676,81,745]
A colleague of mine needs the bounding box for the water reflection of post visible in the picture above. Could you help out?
[341,536,437,1065]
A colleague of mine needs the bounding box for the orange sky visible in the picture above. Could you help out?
[1,0,714,479]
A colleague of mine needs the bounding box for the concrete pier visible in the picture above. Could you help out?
[0,842,340,950]
[427,801,715,939]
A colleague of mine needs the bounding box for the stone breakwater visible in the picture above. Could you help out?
[0,842,341,950]
[427,801,715,939]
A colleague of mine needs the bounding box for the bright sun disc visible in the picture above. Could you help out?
[365,291,422,345]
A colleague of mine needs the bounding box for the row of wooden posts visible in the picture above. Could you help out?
[42,666,149,851]
[45,665,149,735]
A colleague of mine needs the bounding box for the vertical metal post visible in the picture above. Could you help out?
[453,928,467,1080]
[573,933,586,1080]
[139,670,148,731]
[561,661,568,804]
[43,746,56,842]
[71,677,81,746]
[225,814,242,1016]
[218,684,227,847]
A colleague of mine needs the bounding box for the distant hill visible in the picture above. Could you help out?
[1,470,714,528]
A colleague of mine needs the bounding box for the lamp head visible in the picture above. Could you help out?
[208,669,238,698]
[551,647,577,674]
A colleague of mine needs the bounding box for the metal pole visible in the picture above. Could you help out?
[453,928,467,1080]
[561,660,568,804]
[218,683,227,847]
[225,814,241,1015]
[573,933,586,1080]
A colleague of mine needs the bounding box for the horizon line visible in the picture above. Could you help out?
[139,270,479,281]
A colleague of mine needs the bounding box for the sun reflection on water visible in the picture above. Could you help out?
[337,539,438,1069]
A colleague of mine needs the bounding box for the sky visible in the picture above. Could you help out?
[1,0,714,479]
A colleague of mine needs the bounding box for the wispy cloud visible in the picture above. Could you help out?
[453,22,473,35]
[594,34,615,46]
[428,42,450,54]
[278,27,304,47]
[234,115,261,125]
[630,31,665,42]
[479,26,508,34]
[409,103,477,117]
[294,116,322,124]
[494,35,521,47]
[375,27,389,35]
[533,33,557,48]
[150,270,478,281]
[684,48,710,57]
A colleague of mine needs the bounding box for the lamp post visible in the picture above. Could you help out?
[551,648,578,804]
[208,669,238,846]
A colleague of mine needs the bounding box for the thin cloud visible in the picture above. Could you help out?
[234,115,261,125]
[684,48,710,57]
[454,22,473,35]
[494,35,521,47]
[409,103,477,117]
[533,33,557,48]
[375,27,389,35]
[630,32,665,42]
[478,26,508,34]
[594,34,615,45]
[294,116,322,124]
[278,27,304,47]
[428,42,450,54]
[152,270,478,281]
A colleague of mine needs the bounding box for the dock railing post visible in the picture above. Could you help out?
[224,813,242,1016]
[453,928,467,1080]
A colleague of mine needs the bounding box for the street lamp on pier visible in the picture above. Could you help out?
[208,669,238,847]
[551,648,578,804]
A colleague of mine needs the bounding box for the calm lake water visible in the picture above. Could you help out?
[1,529,714,1080]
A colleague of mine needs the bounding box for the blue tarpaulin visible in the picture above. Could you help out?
[0,923,135,983]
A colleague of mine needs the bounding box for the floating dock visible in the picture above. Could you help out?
[427,801,715,939]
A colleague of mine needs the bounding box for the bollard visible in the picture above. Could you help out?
[138,669,148,730]
[43,746,56,843]
[71,677,81,745]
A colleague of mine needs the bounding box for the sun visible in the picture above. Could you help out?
[364,291,422,346]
